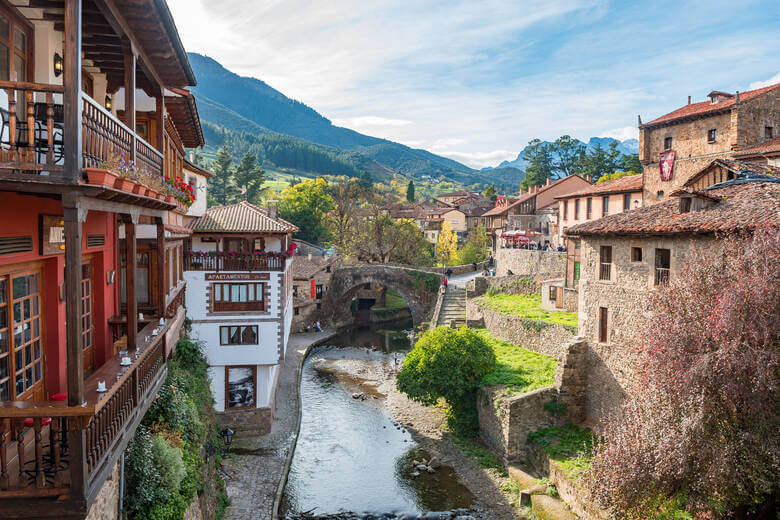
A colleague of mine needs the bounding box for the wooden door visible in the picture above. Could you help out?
[555,286,563,309]
[599,307,608,343]
[81,262,94,375]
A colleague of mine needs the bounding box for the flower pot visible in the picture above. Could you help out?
[132,182,145,195]
[85,168,118,188]
[165,195,175,204]
[156,192,166,201]
[116,178,134,192]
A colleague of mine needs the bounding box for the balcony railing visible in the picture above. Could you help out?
[184,252,287,272]
[599,262,611,281]
[0,82,163,179]
[0,319,172,503]
[655,267,670,286]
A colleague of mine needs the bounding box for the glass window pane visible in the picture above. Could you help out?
[33,340,40,360]
[13,324,21,345]
[137,268,149,304]
[34,362,40,382]
[14,28,25,53]
[23,322,30,343]
[23,299,29,320]
[0,357,7,379]
[0,14,9,40]
[25,344,31,365]
[239,285,247,302]
[0,42,8,82]
[33,318,38,338]
[16,371,23,395]
[24,367,32,388]
[32,295,38,316]
[13,54,24,81]
[0,308,6,329]
[0,380,8,401]
[257,284,263,301]
[220,327,228,345]
[230,327,240,344]
[0,279,6,304]
[0,331,6,354]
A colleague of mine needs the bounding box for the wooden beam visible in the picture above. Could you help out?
[156,218,166,317]
[125,220,137,351]
[63,0,82,183]
[123,48,136,165]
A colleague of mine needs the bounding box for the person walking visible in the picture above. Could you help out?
[313,320,323,332]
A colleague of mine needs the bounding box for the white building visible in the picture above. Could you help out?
[184,201,298,433]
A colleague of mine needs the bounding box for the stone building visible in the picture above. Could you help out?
[639,82,780,205]
[184,202,298,434]
[565,172,780,424]
[291,253,335,332]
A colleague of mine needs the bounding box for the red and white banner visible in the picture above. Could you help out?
[659,150,676,182]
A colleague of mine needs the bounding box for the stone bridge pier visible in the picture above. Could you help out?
[325,265,443,327]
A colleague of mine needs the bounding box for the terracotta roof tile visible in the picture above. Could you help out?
[483,176,584,216]
[292,256,333,280]
[643,83,780,127]
[734,136,780,156]
[565,180,780,237]
[556,174,642,199]
[683,159,780,187]
[190,201,298,234]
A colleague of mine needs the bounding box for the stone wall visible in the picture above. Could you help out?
[217,406,273,436]
[495,248,566,280]
[468,275,538,298]
[85,462,120,520]
[577,234,723,425]
[467,299,576,362]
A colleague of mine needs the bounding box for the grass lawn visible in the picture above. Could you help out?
[476,293,578,329]
[372,289,408,311]
[527,424,594,481]
[476,328,556,395]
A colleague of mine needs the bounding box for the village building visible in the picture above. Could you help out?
[0,0,206,516]
[464,204,493,233]
[564,169,780,424]
[291,252,335,333]
[436,190,480,205]
[184,202,297,434]
[639,83,780,205]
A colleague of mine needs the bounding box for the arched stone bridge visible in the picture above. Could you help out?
[326,265,443,326]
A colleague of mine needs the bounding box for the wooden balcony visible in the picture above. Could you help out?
[0,318,177,517]
[0,81,163,181]
[184,252,287,272]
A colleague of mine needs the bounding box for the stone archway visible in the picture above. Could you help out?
[326,265,443,327]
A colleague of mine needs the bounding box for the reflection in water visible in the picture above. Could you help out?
[326,317,414,353]
[281,320,474,516]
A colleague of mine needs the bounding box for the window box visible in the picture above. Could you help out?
[85,168,118,188]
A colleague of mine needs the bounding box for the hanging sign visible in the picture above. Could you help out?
[310,279,316,299]
[40,215,66,255]
[205,273,269,281]
[659,150,676,182]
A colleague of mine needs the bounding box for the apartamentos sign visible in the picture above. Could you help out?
[205,273,270,281]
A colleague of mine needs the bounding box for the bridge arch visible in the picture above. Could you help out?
[327,265,443,326]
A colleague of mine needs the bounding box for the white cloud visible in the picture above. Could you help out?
[331,116,413,128]
[749,72,780,90]
[599,126,639,141]
[438,149,519,169]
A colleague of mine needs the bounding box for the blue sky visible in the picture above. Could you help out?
[167,0,780,168]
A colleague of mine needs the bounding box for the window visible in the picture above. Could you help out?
[549,285,557,301]
[707,128,717,143]
[81,263,94,375]
[602,196,609,217]
[574,199,580,220]
[631,247,642,262]
[655,248,671,285]
[599,245,612,281]
[656,190,664,198]
[574,261,580,280]
[0,9,33,120]
[315,284,323,300]
[623,193,632,211]
[563,201,568,220]
[316,303,322,310]
[664,137,673,150]
[0,271,43,401]
[212,282,265,312]
[599,307,608,343]
[765,126,773,140]
[680,197,692,213]
[294,307,300,316]
[225,366,256,409]
[293,285,298,298]
[586,198,592,220]
[220,325,258,345]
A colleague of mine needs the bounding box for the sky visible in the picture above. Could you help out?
[167,0,780,169]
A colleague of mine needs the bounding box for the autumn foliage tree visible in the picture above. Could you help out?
[586,229,780,519]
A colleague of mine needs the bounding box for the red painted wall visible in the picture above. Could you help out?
[0,193,118,399]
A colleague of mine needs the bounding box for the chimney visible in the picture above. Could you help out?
[267,200,278,220]
[735,91,740,105]
[687,95,691,105]
[307,252,312,261]
[546,178,551,186]
[637,114,642,126]
[527,186,532,194]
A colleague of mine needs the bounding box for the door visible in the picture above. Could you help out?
[0,270,44,402]
[555,286,563,309]
[599,307,608,343]
[81,262,94,375]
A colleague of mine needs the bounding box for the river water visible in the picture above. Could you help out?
[281,319,476,518]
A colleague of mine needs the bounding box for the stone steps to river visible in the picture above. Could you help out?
[436,287,466,327]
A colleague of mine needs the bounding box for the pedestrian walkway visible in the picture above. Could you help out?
[222,329,338,520]
[436,285,467,327]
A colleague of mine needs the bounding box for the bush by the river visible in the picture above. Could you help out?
[124,338,228,520]
[397,327,496,436]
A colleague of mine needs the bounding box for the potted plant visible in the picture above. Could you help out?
[85,168,118,188]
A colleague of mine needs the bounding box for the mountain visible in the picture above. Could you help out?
[490,137,639,170]
[187,53,495,184]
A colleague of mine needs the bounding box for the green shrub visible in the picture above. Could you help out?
[527,424,594,480]
[151,434,186,494]
[397,327,496,436]
[124,427,169,517]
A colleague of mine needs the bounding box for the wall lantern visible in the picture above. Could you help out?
[53,52,64,77]
[105,95,112,111]
[222,427,234,447]
[106,269,116,285]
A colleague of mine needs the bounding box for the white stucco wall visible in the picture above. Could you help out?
[183,168,208,218]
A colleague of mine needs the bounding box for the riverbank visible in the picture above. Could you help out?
[221,329,340,520]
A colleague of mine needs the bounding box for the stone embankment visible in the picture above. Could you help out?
[494,249,565,279]
[284,511,482,520]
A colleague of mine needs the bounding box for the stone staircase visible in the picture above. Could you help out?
[436,286,466,327]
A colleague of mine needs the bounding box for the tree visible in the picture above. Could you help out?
[483,184,498,202]
[397,327,496,436]
[357,170,374,192]
[436,221,458,266]
[520,139,555,189]
[406,180,415,202]
[620,153,642,173]
[586,229,780,519]
[595,171,640,184]
[455,225,491,265]
[580,141,622,182]
[325,177,362,253]
[233,152,266,205]
[208,146,237,206]
[552,135,586,178]
[278,178,335,244]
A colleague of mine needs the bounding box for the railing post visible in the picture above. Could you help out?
[126,218,138,351]
[123,46,137,165]
[63,0,83,183]
[156,218,166,317]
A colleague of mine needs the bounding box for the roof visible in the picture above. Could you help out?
[190,201,298,234]
[556,174,643,199]
[183,158,215,178]
[683,159,780,187]
[565,180,780,237]
[438,190,474,198]
[734,136,780,157]
[292,256,334,280]
[642,83,780,128]
[463,205,493,217]
[165,88,205,148]
[483,176,581,217]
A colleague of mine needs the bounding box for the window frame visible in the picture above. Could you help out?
[563,200,568,220]
[224,365,257,410]
[219,325,259,346]
[599,307,608,343]
[623,193,632,211]
[664,136,673,150]
[602,196,609,217]
[599,245,612,281]
[586,197,592,220]
[654,248,671,286]
[212,282,266,313]
[631,247,643,262]
[574,199,580,220]
[707,128,717,143]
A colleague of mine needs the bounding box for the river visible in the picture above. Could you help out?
[281,319,478,518]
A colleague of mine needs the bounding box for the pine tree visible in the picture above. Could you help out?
[406,180,415,202]
[234,152,266,205]
[208,146,237,206]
